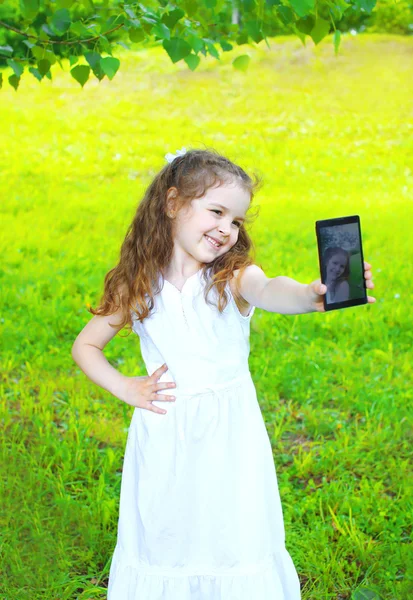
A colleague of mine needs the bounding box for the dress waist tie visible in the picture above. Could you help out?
[173,372,253,442]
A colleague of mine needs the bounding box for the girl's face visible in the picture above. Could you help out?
[167,181,251,265]
[327,253,347,280]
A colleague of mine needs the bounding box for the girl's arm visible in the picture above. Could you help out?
[71,312,129,401]
[236,262,375,314]
[234,265,309,315]
[258,276,310,314]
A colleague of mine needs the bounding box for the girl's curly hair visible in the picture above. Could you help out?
[89,147,263,334]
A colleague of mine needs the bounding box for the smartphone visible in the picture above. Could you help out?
[315,215,367,312]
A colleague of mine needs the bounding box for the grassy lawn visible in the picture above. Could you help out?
[1,33,412,599]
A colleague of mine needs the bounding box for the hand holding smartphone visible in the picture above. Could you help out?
[315,215,368,312]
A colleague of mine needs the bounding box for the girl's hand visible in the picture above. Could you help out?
[118,363,176,414]
[307,261,376,313]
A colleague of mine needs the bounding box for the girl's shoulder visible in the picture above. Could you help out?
[337,279,350,290]
[229,268,253,317]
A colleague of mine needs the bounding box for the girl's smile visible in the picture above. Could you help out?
[204,234,224,249]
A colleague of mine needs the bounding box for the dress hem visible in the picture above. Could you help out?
[107,547,301,599]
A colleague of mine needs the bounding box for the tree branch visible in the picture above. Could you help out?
[0,20,124,45]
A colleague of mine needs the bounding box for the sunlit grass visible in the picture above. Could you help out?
[1,33,412,599]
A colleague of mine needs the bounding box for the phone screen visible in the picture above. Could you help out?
[315,215,367,311]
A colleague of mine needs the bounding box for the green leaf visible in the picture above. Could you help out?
[245,20,264,44]
[37,59,51,76]
[100,57,120,80]
[124,6,138,20]
[22,40,36,49]
[31,47,56,65]
[203,38,219,59]
[163,37,192,63]
[69,55,79,66]
[334,29,341,55]
[32,46,42,60]
[236,30,249,45]
[0,73,3,89]
[184,53,201,71]
[6,59,24,78]
[186,34,204,53]
[162,8,185,30]
[151,23,171,40]
[85,52,101,69]
[99,37,113,56]
[41,23,56,37]
[129,27,145,43]
[28,67,42,81]
[355,0,377,13]
[183,24,199,37]
[277,6,294,25]
[70,21,92,37]
[336,0,351,12]
[182,0,200,17]
[329,3,343,20]
[0,45,13,58]
[70,64,90,87]
[292,25,307,46]
[85,52,106,80]
[220,40,233,52]
[289,0,315,18]
[310,17,330,45]
[137,4,158,18]
[94,67,106,81]
[295,15,315,35]
[8,74,20,91]
[141,15,158,26]
[50,8,72,35]
[233,54,250,72]
[20,0,40,21]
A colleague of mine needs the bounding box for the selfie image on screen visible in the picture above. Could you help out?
[319,224,365,304]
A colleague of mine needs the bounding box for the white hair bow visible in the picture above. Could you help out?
[165,147,187,164]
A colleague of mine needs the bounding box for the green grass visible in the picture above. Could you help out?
[1,33,412,599]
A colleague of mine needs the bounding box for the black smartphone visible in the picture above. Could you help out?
[315,215,367,312]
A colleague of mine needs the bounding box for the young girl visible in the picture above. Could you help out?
[322,247,351,304]
[71,148,375,599]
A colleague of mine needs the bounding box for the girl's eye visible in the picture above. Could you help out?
[210,209,241,227]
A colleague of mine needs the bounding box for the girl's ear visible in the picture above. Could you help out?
[166,187,178,218]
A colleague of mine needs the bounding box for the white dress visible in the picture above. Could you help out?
[107,268,301,599]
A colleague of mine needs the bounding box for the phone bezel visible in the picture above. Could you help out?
[315,215,367,312]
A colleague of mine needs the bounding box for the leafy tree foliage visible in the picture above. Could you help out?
[0,0,378,90]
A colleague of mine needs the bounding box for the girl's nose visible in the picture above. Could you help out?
[218,223,231,235]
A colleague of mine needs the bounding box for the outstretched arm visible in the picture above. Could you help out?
[236,262,375,315]
[234,265,311,315]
